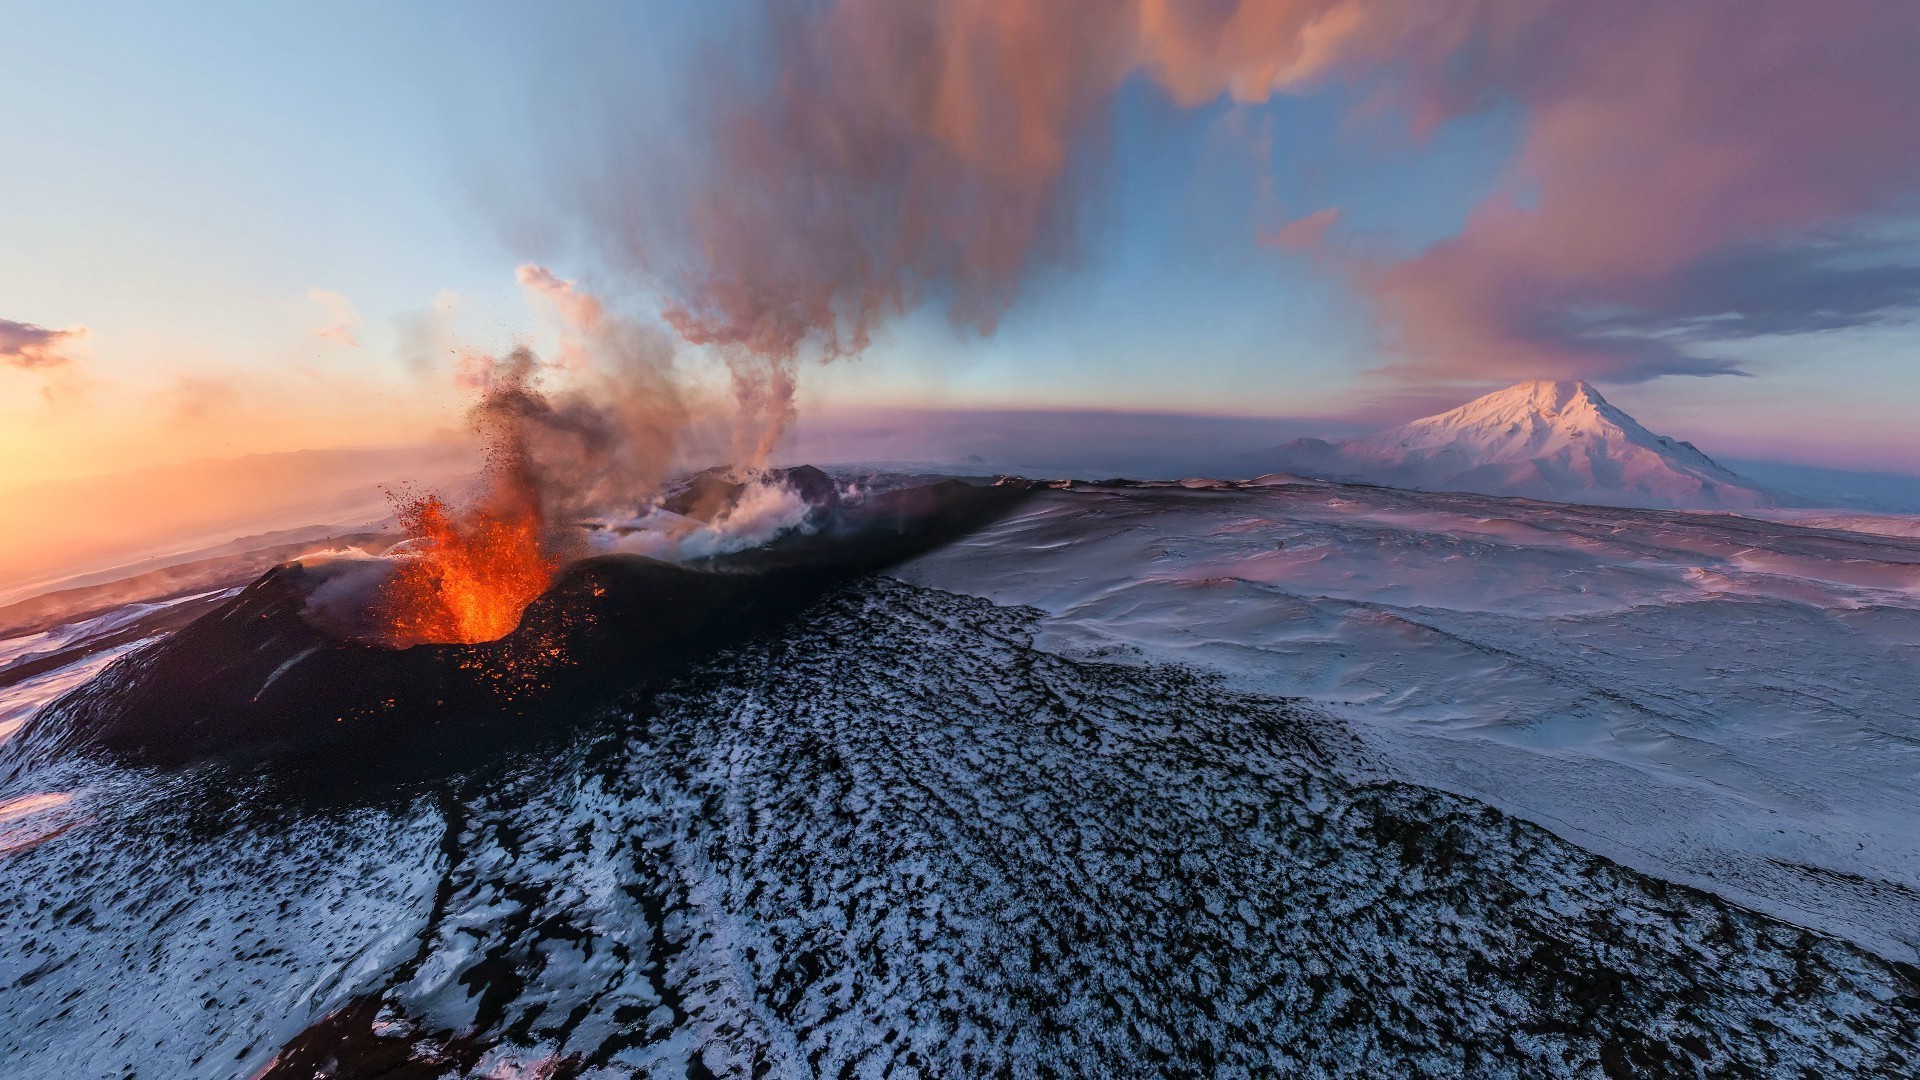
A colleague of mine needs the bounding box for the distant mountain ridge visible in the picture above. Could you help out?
[1246,380,1775,510]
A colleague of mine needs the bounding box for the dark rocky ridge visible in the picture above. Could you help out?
[9,476,1032,778]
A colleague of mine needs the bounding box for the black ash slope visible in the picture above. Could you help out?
[10,478,1031,778]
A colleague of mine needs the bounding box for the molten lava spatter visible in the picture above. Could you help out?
[377,492,557,646]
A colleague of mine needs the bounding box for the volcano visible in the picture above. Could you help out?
[5,467,1920,1077]
[1247,380,1775,510]
[11,473,1032,779]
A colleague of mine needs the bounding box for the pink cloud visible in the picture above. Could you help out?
[0,318,87,373]
[1131,1,1920,381]
[1360,2,1920,381]
[516,264,605,334]
[597,0,1920,392]
[307,289,363,349]
[1263,207,1341,252]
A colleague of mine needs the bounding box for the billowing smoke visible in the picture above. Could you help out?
[565,0,1920,396]
[320,266,822,646]
[599,479,816,564]
[586,0,1144,462]
[479,266,693,528]
[345,267,692,645]
[349,1,1920,641]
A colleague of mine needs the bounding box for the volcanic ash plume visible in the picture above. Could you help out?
[580,0,1920,403]
[372,351,566,646]
[354,270,701,646]
[365,2,1920,644]
[350,268,831,647]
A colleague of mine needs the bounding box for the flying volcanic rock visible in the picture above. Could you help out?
[1248,380,1774,510]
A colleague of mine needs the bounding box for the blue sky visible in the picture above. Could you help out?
[5,1,1920,484]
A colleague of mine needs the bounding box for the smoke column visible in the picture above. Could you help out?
[564,0,1920,402]
[353,0,1920,645]
[370,268,700,645]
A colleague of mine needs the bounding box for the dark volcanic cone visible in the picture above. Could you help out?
[12,477,1031,780]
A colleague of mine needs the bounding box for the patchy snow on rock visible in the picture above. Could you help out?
[8,581,1915,1077]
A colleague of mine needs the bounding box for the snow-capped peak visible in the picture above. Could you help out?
[1455,378,1602,420]
[1250,379,1773,510]
[1354,379,1718,470]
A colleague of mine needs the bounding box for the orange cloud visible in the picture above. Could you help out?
[1360,3,1920,381]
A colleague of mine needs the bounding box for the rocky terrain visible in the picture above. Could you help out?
[5,579,1913,1077]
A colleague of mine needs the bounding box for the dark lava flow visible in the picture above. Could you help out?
[5,476,1918,1077]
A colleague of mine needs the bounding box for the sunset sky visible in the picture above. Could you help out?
[7,0,1920,490]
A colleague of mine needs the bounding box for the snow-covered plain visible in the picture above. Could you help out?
[1,471,1918,1075]
[895,478,1920,962]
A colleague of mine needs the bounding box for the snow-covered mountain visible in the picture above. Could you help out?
[1249,379,1774,509]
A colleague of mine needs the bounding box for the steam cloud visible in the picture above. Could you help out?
[572,0,1920,395]
[461,268,818,555]
[480,265,693,530]
[308,267,709,646]
[316,265,837,647]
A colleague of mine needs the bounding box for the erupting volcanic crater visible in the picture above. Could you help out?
[11,470,1033,780]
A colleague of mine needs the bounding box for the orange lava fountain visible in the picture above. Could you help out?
[378,492,559,645]
[369,348,595,647]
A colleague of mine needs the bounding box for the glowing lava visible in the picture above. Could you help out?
[377,492,558,646]
[372,348,572,647]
